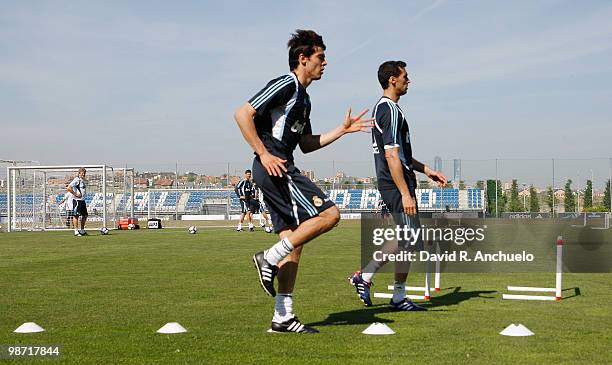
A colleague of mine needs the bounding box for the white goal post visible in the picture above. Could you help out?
[6,165,135,232]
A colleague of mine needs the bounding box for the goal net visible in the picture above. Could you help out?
[5,165,135,232]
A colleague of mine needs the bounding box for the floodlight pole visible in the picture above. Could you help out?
[175,162,179,222]
[495,158,498,218]
[6,167,11,232]
[552,159,555,217]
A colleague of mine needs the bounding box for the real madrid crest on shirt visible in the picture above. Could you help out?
[312,195,324,207]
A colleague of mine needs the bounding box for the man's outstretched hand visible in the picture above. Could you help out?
[426,167,448,187]
[342,108,374,134]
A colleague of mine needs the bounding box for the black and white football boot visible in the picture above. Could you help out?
[389,298,427,311]
[349,271,373,306]
[252,251,278,297]
[269,316,319,334]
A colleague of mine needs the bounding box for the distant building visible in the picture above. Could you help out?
[453,159,461,182]
[302,170,315,181]
[153,178,174,188]
[362,177,375,184]
[134,177,149,189]
[434,156,442,172]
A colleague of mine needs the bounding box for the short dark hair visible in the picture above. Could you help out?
[378,61,406,89]
[287,30,326,70]
[245,169,251,174]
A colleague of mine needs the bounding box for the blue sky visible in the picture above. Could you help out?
[1,1,611,187]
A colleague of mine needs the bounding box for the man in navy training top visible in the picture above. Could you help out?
[235,170,254,231]
[350,60,447,311]
[234,29,373,333]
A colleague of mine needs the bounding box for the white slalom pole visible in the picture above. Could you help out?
[378,240,440,301]
[502,235,564,301]
[434,241,441,291]
[555,236,563,300]
[424,251,431,300]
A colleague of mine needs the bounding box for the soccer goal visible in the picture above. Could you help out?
[5,165,135,232]
[586,212,610,230]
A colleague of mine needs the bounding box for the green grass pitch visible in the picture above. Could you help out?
[0,221,610,364]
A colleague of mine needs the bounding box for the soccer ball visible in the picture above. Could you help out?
[188,226,197,234]
[100,227,109,235]
[127,223,135,230]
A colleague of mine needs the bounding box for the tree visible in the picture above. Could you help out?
[529,185,540,212]
[545,186,554,214]
[476,180,484,189]
[508,180,522,212]
[459,180,466,190]
[418,180,431,189]
[499,191,508,214]
[583,180,593,210]
[604,179,611,212]
[486,180,496,216]
[564,179,575,212]
[486,179,506,216]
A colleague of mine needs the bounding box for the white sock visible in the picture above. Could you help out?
[267,219,272,226]
[272,293,294,323]
[361,271,374,283]
[361,259,383,283]
[237,223,242,229]
[264,238,294,266]
[392,281,406,303]
[248,223,254,229]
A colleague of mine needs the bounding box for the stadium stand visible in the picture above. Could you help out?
[0,188,485,217]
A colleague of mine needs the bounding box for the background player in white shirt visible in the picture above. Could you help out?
[67,167,89,236]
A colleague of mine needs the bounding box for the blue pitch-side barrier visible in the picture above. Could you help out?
[0,188,485,215]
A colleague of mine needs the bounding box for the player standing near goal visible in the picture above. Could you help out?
[235,170,254,232]
[67,167,89,236]
[349,61,447,311]
[234,29,373,333]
